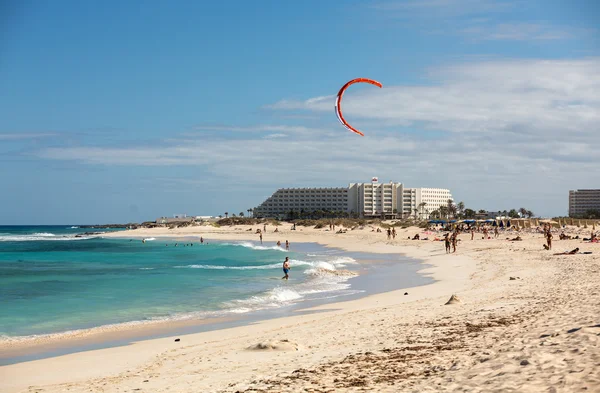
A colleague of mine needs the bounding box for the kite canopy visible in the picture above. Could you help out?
[335,78,382,136]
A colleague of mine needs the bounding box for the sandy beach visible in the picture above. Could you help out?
[1,223,598,392]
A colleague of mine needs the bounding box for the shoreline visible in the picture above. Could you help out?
[0,236,433,365]
[1,223,598,392]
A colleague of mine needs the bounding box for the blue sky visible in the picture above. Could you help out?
[1,0,599,224]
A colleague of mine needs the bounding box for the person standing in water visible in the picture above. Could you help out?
[282,257,290,280]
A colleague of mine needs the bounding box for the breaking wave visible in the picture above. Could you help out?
[0,233,94,242]
[225,241,287,252]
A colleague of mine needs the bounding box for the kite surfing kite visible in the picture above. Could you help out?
[334,78,383,136]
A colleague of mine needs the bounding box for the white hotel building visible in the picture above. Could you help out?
[253,178,453,219]
[569,189,600,217]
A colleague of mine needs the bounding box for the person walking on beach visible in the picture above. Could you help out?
[444,234,451,254]
[263,224,267,232]
[494,227,499,238]
[451,232,458,253]
[471,228,474,240]
[392,227,396,239]
[546,230,553,250]
[282,257,291,280]
[387,228,391,240]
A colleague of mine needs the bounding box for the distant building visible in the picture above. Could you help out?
[253,178,453,219]
[569,189,600,217]
[156,216,194,224]
[253,187,349,220]
[194,215,216,221]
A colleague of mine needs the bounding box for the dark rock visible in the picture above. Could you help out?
[174,338,180,342]
[520,359,530,366]
[404,292,408,295]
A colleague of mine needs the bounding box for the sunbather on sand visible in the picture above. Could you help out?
[553,248,579,255]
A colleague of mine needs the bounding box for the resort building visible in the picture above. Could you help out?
[253,177,453,219]
[252,187,349,219]
[409,188,454,218]
[569,189,600,217]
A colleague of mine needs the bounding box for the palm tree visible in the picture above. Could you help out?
[239,212,244,217]
[457,201,465,218]
[526,210,534,218]
[518,207,527,218]
[218,215,223,218]
[247,208,252,217]
[430,209,440,219]
[224,212,228,218]
[463,208,476,218]
[413,208,419,218]
[439,206,448,219]
[446,199,457,219]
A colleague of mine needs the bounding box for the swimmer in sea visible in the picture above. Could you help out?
[282,257,290,280]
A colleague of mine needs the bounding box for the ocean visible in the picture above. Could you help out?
[0,226,368,342]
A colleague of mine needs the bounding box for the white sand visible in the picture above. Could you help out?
[1,223,598,392]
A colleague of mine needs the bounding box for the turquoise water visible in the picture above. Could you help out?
[0,226,359,340]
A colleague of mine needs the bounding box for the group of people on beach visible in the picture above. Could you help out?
[255,224,292,280]
[276,240,290,250]
[444,232,458,253]
[386,227,397,240]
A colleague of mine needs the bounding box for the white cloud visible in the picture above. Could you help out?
[190,124,330,134]
[266,58,600,137]
[0,133,56,140]
[367,1,594,42]
[263,133,287,139]
[34,58,600,216]
[460,23,595,41]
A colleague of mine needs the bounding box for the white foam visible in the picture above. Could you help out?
[175,263,280,270]
[228,287,304,310]
[173,256,357,272]
[0,235,94,242]
[227,241,287,252]
[143,237,156,241]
